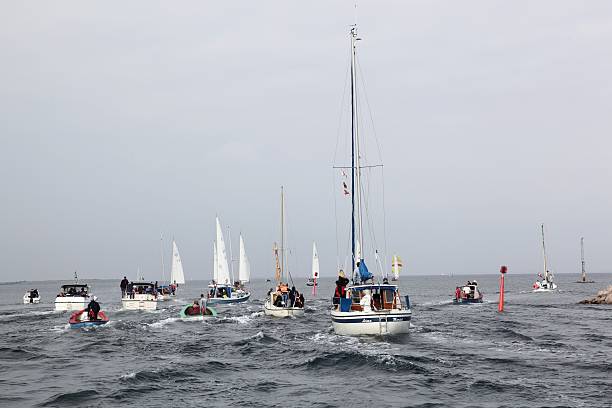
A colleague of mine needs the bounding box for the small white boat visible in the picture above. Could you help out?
[23,289,40,304]
[122,282,158,311]
[533,224,558,292]
[454,281,484,304]
[55,278,91,311]
[306,242,319,293]
[264,187,305,317]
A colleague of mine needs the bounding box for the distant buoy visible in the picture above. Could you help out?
[498,266,507,312]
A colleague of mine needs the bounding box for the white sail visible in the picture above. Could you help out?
[355,240,362,266]
[213,242,218,282]
[170,240,185,284]
[239,234,250,283]
[216,217,231,285]
[312,242,319,280]
[391,255,402,281]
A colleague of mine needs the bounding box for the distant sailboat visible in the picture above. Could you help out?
[533,224,558,292]
[391,255,402,281]
[239,235,251,284]
[577,237,594,283]
[171,240,185,285]
[207,217,251,305]
[307,242,320,293]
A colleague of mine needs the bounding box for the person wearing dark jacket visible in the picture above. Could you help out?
[86,296,101,320]
[120,277,129,297]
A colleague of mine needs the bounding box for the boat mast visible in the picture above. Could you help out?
[350,26,363,281]
[280,186,285,282]
[580,237,586,282]
[541,224,548,281]
[227,226,235,284]
[160,233,165,283]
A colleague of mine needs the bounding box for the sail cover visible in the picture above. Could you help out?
[239,235,250,283]
[170,240,185,284]
[358,260,373,282]
[216,217,231,284]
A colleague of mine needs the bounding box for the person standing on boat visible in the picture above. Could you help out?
[120,276,129,297]
[289,286,296,307]
[198,294,207,316]
[86,296,101,320]
[360,290,372,312]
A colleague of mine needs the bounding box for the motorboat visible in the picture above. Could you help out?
[263,187,305,318]
[179,303,218,319]
[69,309,109,328]
[331,283,412,336]
[55,284,91,311]
[23,289,40,304]
[122,282,158,311]
[306,278,317,287]
[533,224,558,292]
[207,217,251,305]
[453,281,484,304]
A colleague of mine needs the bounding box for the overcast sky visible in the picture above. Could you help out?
[1,1,611,282]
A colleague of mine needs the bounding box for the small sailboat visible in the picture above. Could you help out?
[23,289,40,304]
[166,239,185,296]
[330,26,411,336]
[576,237,595,283]
[306,242,319,291]
[533,224,558,292]
[54,272,91,311]
[264,187,305,317]
[207,217,251,305]
[453,280,484,304]
[391,255,402,281]
[69,309,109,328]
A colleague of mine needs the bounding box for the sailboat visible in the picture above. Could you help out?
[157,238,185,300]
[239,234,251,285]
[264,187,305,317]
[533,224,558,292]
[306,242,319,291]
[329,26,412,336]
[576,237,594,283]
[207,217,251,305]
[391,255,402,281]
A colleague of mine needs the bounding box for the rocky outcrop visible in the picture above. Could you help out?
[580,285,612,304]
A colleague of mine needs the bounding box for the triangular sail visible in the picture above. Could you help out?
[216,217,231,285]
[239,235,250,283]
[170,240,185,284]
[213,242,218,282]
[312,242,319,280]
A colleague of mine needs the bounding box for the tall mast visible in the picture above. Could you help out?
[350,26,358,280]
[280,186,285,281]
[227,226,235,284]
[160,233,165,283]
[541,224,548,280]
[580,237,586,281]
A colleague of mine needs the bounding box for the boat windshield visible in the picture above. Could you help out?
[59,285,89,296]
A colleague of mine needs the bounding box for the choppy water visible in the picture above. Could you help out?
[1,274,611,407]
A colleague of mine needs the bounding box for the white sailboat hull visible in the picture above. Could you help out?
[263,299,304,317]
[330,309,412,336]
[122,295,158,311]
[55,296,89,311]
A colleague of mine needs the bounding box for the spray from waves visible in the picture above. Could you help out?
[49,324,70,332]
[222,312,263,325]
[146,317,181,329]
[232,330,280,347]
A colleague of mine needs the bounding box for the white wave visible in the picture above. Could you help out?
[120,372,136,380]
[147,317,180,328]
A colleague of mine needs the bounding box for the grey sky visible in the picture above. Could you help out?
[1,1,611,282]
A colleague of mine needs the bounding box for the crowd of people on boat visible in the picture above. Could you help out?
[208,280,246,299]
[185,294,211,316]
[120,277,178,299]
[268,283,305,308]
[455,280,481,301]
[57,286,88,297]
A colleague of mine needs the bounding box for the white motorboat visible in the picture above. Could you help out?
[23,289,40,304]
[329,26,411,335]
[264,187,305,318]
[55,283,90,311]
[533,224,558,292]
[122,282,158,311]
[206,217,251,305]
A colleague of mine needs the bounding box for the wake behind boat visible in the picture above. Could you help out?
[264,187,305,318]
[329,26,411,336]
[207,217,251,305]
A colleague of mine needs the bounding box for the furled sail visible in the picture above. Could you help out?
[170,240,185,284]
[239,235,250,283]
